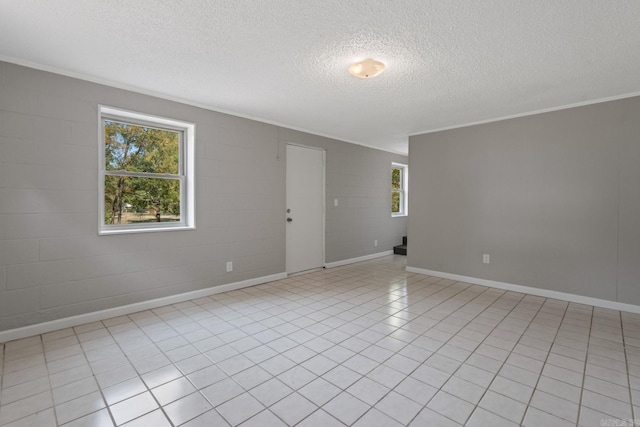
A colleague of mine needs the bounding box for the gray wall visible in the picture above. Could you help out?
[0,62,407,331]
[408,96,640,305]
[278,128,407,263]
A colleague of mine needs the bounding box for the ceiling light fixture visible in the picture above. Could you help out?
[348,58,385,79]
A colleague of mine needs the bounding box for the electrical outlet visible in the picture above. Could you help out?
[226,261,233,272]
[334,199,338,207]
[374,240,378,247]
[483,254,490,264]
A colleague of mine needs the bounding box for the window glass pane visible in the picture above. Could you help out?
[392,168,402,190]
[392,191,401,213]
[104,175,181,225]
[104,121,179,174]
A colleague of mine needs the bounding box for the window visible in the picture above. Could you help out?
[392,163,408,216]
[99,106,195,234]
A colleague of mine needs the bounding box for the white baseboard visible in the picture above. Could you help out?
[0,272,287,343]
[406,266,640,314]
[324,250,394,269]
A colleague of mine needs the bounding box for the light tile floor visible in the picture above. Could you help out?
[1,255,640,426]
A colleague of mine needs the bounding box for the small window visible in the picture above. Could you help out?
[99,106,195,234]
[392,163,408,216]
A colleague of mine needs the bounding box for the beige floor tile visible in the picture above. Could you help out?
[1,377,51,405]
[530,389,579,423]
[217,393,265,425]
[522,406,568,426]
[323,392,369,425]
[298,378,341,407]
[62,408,114,427]
[466,407,517,427]
[427,391,475,424]
[151,377,196,406]
[409,407,461,426]
[1,408,57,427]
[102,377,147,406]
[346,377,389,406]
[52,377,99,406]
[478,390,526,423]
[163,392,212,426]
[442,376,486,405]
[0,392,53,425]
[270,392,316,426]
[200,377,244,406]
[186,365,227,389]
[239,410,285,427]
[374,391,423,424]
[581,390,633,420]
[55,391,105,425]
[3,256,640,427]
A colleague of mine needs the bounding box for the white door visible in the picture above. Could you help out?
[286,144,324,274]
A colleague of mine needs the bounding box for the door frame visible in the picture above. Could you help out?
[285,142,326,273]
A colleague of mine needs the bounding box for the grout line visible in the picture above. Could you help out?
[576,305,594,427]
[516,300,572,425]
[457,298,548,426]
[100,321,177,427]
[347,280,486,425]
[40,334,63,427]
[461,295,555,426]
[621,312,636,427]
[405,288,531,426]
[74,328,119,427]
[376,285,548,425]
[256,274,474,425]
[203,263,460,424]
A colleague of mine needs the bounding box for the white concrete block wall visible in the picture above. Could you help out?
[0,61,407,332]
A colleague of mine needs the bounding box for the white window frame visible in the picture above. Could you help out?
[392,162,408,217]
[98,106,195,235]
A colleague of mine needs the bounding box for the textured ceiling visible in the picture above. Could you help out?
[1,1,639,154]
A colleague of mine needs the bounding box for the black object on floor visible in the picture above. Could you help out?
[393,236,407,255]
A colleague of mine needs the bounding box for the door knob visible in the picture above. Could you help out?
[287,217,293,222]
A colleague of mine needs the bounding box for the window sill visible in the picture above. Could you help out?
[392,213,408,218]
[99,225,195,236]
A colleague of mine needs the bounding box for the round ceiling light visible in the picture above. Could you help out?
[348,58,385,79]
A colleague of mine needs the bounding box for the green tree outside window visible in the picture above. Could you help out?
[392,167,402,213]
[104,121,181,225]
